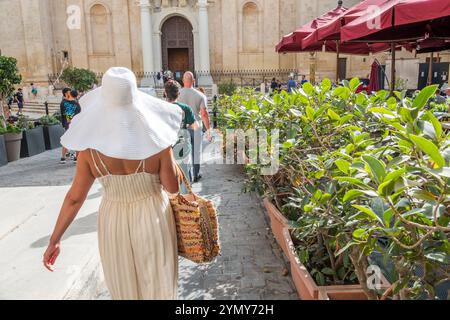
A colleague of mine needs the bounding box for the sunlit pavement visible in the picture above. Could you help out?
[0,135,297,300]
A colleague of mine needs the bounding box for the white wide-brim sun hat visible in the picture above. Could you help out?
[61,67,183,160]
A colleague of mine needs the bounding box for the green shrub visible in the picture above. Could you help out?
[61,67,98,92]
[218,82,237,96]
[217,79,450,300]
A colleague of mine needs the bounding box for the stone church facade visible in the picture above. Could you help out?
[0,0,447,88]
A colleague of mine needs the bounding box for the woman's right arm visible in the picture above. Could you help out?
[43,151,95,271]
[159,147,180,194]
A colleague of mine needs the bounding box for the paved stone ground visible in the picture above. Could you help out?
[0,144,298,300]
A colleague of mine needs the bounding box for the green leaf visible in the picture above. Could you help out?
[362,155,386,184]
[289,109,302,117]
[384,168,406,183]
[369,107,395,116]
[327,109,341,121]
[426,111,442,141]
[378,179,394,196]
[335,177,372,189]
[303,82,315,95]
[305,106,315,121]
[335,159,351,174]
[321,78,332,92]
[343,189,378,202]
[410,135,445,168]
[412,85,439,110]
[353,229,366,239]
[352,205,383,224]
[425,253,449,264]
[321,268,335,276]
[349,78,361,92]
[282,139,295,149]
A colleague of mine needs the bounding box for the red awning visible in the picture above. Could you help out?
[301,5,347,49]
[341,0,450,42]
[276,2,391,55]
[310,0,389,42]
[405,38,450,54]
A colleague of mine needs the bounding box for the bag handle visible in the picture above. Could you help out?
[175,162,196,199]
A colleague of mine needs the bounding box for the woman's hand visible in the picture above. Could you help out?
[43,241,61,272]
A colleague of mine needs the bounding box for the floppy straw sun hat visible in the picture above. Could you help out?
[61,67,183,160]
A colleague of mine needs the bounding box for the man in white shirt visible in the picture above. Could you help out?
[178,72,212,182]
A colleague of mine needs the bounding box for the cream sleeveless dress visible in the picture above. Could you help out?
[90,150,178,300]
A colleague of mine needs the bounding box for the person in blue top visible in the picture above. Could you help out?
[287,75,297,93]
[300,75,309,86]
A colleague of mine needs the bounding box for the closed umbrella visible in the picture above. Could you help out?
[368,60,382,92]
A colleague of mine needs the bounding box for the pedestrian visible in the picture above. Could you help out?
[59,88,81,164]
[434,89,446,105]
[197,87,208,133]
[300,75,308,86]
[178,71,212,183]
[287,75,297,93]
[270,78,278,93]
[31,83,38,98]
[165,79,198,188]
[14,88,24,115]
[43,67,183,300]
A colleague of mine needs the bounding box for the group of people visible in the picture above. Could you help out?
[270,75,308,94]
[6,88,24,116]
[164,71,212,184]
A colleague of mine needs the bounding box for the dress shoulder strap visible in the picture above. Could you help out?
[134,160,146,174]
[90,149,111,177]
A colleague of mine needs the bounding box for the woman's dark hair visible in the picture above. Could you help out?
[164,80,181,101]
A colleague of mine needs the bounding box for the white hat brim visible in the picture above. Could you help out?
[60,87,183,160]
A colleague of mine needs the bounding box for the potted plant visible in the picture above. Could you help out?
[17,116,46,158]
[40,115,65,150]
[0,56,22,122]
[3,122,23,162]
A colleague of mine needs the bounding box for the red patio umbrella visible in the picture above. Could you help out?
[341,0,450,43]
[275,1,391,83]
[341,0,450,91]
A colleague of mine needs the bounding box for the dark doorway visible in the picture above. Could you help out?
[161,16,194,82]
[418,62,449,90]
[168,48,190,82]
[338,58,347,82]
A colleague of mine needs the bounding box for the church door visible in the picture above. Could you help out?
[161,16,194,82]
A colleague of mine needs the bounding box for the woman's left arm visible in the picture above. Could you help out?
[43,151,95,271]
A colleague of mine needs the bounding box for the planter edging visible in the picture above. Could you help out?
[283,228,391,300]
[263,198,290,256]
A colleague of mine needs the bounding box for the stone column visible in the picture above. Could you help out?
[139,0,154,86]
[197,0,213,85]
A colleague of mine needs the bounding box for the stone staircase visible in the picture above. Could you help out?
[9,86,215,117]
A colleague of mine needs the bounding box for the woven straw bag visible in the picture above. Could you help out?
[169,164,220,264]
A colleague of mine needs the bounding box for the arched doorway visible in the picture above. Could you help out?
[161,16,195,82]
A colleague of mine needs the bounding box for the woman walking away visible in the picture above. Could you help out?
[42,67,183,300]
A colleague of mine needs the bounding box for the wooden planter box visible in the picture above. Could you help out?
[283,228,391,300]
[20,126,46,158]
[264,198,290,257]
[43,124,65,150]
[0,135,8,167]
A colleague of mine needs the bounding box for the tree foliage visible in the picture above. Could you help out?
[61,67,98,92]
